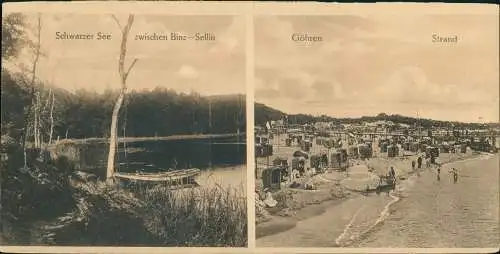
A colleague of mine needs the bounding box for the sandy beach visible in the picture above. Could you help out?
[256,135,484,246]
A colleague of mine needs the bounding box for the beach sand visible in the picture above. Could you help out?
[255,141,479,240]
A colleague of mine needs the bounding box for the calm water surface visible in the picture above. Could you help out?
[76,136,246,190]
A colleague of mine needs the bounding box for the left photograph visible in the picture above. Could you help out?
[1,13,247,247]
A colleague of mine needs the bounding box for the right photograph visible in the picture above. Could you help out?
[254,15,499,248]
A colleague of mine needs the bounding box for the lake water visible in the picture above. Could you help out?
[73,135,246,191]
[116,136,246,171]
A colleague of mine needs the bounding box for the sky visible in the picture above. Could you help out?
[11,13,245,95]
[255,14,499,123]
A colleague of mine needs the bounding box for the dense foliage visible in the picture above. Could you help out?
[1,84,246,141]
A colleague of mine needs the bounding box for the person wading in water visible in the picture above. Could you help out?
[436,165,441,181]
[389,166,396,187]
[172,157,178,170]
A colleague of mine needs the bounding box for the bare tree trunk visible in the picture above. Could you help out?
[48,89,55,144]
[34,91,41,148]
[123,104,128,161]
[107,92,125,179]
[22,14,42,168]
[106,14,137,181]
[33,104,38,148]
[31,14,42,137]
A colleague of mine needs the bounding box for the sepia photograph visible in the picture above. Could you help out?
[1,12,247,247]
[254,14,499,248]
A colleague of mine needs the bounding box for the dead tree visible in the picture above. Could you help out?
[48,89,55,144]
[32,14,42,149]
[106,14,137,181]
[22,13,42,167]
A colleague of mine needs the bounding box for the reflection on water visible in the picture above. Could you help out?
[116,137,246,172]
[73,136,246,189]
[196,164,247,196]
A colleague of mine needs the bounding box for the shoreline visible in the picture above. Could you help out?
[55,132,246,144]
[256,149,483,240]
[256,197,347,239]
[351,152,499,248]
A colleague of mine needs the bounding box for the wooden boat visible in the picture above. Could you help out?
[114,168,201,189]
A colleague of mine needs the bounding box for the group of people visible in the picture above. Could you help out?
[437,165,459,183]
[387,154,459,185]
[411,156,424,170]
[411,155,433,171]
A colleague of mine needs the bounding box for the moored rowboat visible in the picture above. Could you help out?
[114,168,201,182]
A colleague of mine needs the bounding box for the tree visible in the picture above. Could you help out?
[1,13,28,62]
[106,14,138,181]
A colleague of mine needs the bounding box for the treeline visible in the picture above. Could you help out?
[1,74,246,141]
[254,103,494,129]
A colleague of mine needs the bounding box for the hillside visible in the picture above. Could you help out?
[254,102,287,126]
[254,103,497,130]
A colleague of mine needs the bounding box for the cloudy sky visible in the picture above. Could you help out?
[255,15,499,123]
[14,13,245,95]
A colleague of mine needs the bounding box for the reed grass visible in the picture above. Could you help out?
[135,182,247,247]
[44,179,247,247]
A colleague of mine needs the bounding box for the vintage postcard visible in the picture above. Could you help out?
[1,1,500,254]
[1,8,247,249]
[254,10,499,250]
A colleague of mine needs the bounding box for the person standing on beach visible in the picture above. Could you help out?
[172,157,178,170]
[417,156,422,169]
[411,160,416,171]
[389,166,396,180]
[449,167,458,184]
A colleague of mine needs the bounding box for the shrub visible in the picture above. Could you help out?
[1,136,76,244]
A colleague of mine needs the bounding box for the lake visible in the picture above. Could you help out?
[67,135,247,192]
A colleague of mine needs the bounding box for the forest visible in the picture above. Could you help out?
[2,72,246,142]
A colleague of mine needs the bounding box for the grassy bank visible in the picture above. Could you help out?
[3,174,247,246]
[137,184,247,246]
[43,179,247,247]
